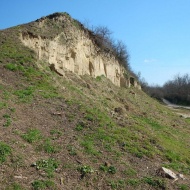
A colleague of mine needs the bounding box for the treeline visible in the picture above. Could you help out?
[140,74,190,106]
[83,22,131,71]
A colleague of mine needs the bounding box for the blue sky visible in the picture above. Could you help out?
[0,0,190,85]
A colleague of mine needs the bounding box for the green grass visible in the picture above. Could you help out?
[178,184,189,190]
[0,102,7,109]
[67,145,77,156]
[32,180,56,190]
[143,177,166,189]
[81,138,100,156]
[5,183,24,190]
[35,158,59,178]
[0,142,11,164]
[50,129,63,139]
[100,164,117,174]
[40,138,61,153]
[22,129,42,143]
[3,114,12,127]
[109,179,125,189]
[77,165,94,178]
[14,86,35,102]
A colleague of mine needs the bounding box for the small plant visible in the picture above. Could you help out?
[4,63,22,71]
[0,141,11,164]
[178,184,189,190]
[32,180,55,190]
[143,177,166,189]
[41,139,61,153]
[78,165,94,178]
[0,102,7,109]
[22,129,42,143]
[123,168,137,177]
[109,180,125,189]
[50,129,62,139]
[3,114,12,127]
[35,158,59,178]
[5,182,23,190]
[100,164,117,174]
[75,122,86,131]
[127,179,140,187]
[67,145,77,156]
[14,86,35,102]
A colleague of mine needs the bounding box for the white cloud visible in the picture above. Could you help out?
[144,59,157,63]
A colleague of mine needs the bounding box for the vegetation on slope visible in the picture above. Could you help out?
[141,74,190,106]
[0,15,190,190]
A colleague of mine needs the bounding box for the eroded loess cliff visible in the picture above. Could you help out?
[20,12,140,89]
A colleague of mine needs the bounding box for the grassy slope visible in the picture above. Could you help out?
[0,26,190,190]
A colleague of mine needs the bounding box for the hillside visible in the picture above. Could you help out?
[0,12,190,190]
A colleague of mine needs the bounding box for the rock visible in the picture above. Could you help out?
[177,173,186,180]
[14,175,27,179]
[157,167,177,179]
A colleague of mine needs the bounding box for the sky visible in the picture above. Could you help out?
[0,0,190,85]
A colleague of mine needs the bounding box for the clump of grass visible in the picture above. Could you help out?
[127,179,140,187]
[5,182,24,190]
[4,63,24,72]
[67,145,77,156]
[3,114,12,127]
[14,86,35,102]
[35,158,59,178]
[22,129,42,143]
[50,129,62,139]
[40,139,61,153]
[143,177,166,189]
[108,180,125,189]
[0,142,11,164]
[77,165,94,178]
[75,122,86,131]
[123,168,137,177]
[0,102,7,109]
[100,164,117,174]
[32,180,56,190]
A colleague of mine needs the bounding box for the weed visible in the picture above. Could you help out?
[143,177,166,189]
[3,90,12,100]
[35,158,59,178]
[165,150,181,162]
[5,182,24,190]
[3,114,12,127]
[67,145,77,156]
[100,164,117,174]
[4,63,24,71]
[127,179,140,186]
[178,184,189,190]
[81,138,99,155]
[109,180,125,189]
[22,129,42,143]
[123,168,137,177]
[0,142,11,164]
[77,165,94,178]
[75,122,86,131]
[32,180,55,190]
[50,129,62,139]
[14,86,35,102]
[40,139,61,153]
[9,107,16,112]
[0,102,7,109]
[96,75,104,81]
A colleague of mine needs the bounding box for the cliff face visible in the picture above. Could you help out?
[20,13,140,89]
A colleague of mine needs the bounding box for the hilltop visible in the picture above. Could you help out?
[0,12,190,190]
